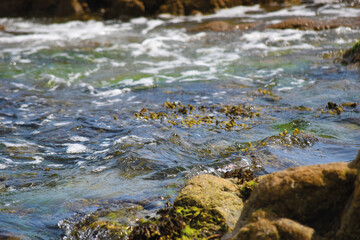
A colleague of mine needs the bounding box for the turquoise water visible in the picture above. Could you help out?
[0,4,360,239]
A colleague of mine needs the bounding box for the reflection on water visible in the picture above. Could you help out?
[0,3,359,239]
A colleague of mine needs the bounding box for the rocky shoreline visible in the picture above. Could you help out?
[0,0,359,20]
[131,151,360,240]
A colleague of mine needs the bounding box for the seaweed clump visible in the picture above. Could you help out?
[129,205,187,240]
[134,101,261,131]
[341,40,360,67]
[317,101,358,116]
[129,204,225,240]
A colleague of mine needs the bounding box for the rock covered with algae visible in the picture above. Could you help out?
[129,174,245,240]
[174,174,244,231]
[342,40,360,68]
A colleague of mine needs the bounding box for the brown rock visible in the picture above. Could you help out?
[0,0,84,18]
[228,212,315,240]
[158,0,245,16]
[273,218,314,240]
[174,174,243,231]
[267,17,338,30]
[188,21,257,32]
[188,21,233,32]
[104,0,145,18]
[0,0,31,17]
[260,0,301,11]
[55,0,84,17]
[224,162,358,239]
[267,17,360,31]
[337,151,360,239]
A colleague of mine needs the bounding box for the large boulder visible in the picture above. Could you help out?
[224,158,359,240]
[0,0,32,17]
[0,0,84,18]
[157,0,245,16]
[336,151,360,240]
[174,174,244,231]
[104,0,145,19]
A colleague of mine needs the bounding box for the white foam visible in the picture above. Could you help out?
[141,19,164,34]
[0,164,7,169]
[25,156,43,164]
[48,164,64,167]
[95,89,124,97]
[277,86,294,91]
[122,77,154,87]
[70,136,89,142]
[92,166,107,173]
[54,122,72,127]
[114,135,155,145]
[3,142,29,148]
[66,143,87,154]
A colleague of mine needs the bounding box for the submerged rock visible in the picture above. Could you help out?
[342,40,360,68]
[187,21,257,32]
[224,152,360,240]
[266,17,359,31]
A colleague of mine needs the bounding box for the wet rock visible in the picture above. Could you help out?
[224,159,359,240]
[188,21,257,32]
[267,17,360,31]
[174,174,244,231]
[336,151,360,240]
[59,203,144,239]
[129,175,243,239]
[341,40,360,68]
[104,0,145,19]
[260,0,301,10]
[0,0,31,17]
[0,0,84,18]
[157,0,245,16]
[267,17,339,30]
[54,0,84,17]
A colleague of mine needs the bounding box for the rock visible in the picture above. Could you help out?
[224,161,359,240]
[174,174,243,231]
[260,0,301,10]
[55,0,84,17]
[267,17,340,30]
[0,0,84,18]
[188,21,257,32]
[267,17,360,31]
[0,0,31,17]
[104,0,145,19]
[228,212,315,240]
[341,40,360,68]
[157,0,245,16]
[337,151,360,240]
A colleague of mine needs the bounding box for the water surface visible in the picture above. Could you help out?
[0,4,359,239]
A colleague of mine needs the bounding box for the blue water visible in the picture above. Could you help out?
[0,4,359,239]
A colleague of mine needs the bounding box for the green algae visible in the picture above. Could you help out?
[129,204,227,240]
[134,100,261,131]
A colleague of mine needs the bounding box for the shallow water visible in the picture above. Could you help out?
[0,3,360,239]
